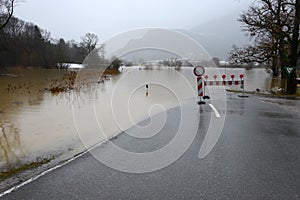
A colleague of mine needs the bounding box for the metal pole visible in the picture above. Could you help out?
[238,77,249,98]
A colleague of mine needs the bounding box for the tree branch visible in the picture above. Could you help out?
[0,0,15,30]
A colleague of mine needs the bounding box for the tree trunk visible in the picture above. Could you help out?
[290,0,300,67]
[272,56,279,76]
[287,0,300,94]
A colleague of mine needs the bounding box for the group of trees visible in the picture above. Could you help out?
[230,0,299,94]
[0,16,101,68]
[0,0,103,68]
[1,0,298,92]
[159,58,182,67]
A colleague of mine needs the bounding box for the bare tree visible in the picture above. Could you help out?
[79,33,99,56]
[229,0,299,94]
[0,0,15,30]
[230,0,299,68]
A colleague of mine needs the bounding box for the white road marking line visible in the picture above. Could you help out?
[0,155,81,198]
[0,132,120,198]
[209,104,221,118]
[0,102,221,197]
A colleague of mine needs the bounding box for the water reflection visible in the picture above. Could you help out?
[0,122,23,169]
[226,94,246,116]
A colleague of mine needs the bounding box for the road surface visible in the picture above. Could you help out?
[1,93,300,200]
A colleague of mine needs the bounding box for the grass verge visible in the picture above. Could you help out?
[226,89,300,97]
[0,157,53,181]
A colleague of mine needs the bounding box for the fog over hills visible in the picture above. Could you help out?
[186,12,252,60]
[106,12,252,63]
[107,29,211,64]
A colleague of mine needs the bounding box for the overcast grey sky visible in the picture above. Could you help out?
[14,0,254,42]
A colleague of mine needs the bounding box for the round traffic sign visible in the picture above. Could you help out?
[193,66,205,76]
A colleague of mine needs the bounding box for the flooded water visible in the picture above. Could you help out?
[0,67,272,170]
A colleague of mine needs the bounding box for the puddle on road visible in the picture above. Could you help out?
[259,111,295,119]
[0,67,272,170]
[259,98,300,117]
[259,118,300,137]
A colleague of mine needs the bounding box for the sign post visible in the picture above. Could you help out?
[194,66,206,105]
[283,67,296,77]
[283,66,297,94]
[237,74,249,98]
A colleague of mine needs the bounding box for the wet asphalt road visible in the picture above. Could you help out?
[1,94,300,200]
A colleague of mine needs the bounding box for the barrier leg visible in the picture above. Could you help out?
[238,80,249,98]
[198,97,206,105]
[203,82,210,100]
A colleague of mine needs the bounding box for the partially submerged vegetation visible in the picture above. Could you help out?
[3,68,122,97]
[103,69,121,75]
[0,157,53,181]
[47,71,77,95]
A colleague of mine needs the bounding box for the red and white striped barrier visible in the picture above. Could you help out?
[194,66,205,98]
[197,76,204,97]
[194,66,248,104]
[204,74,244,86]
[204,80,244,86]
[193,65,248,103]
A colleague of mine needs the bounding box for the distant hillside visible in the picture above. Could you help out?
[108,13,251,63]
[109,29,211,63]
[186,12,251,60]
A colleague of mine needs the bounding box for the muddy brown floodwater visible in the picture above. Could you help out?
[0,67,274,171]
